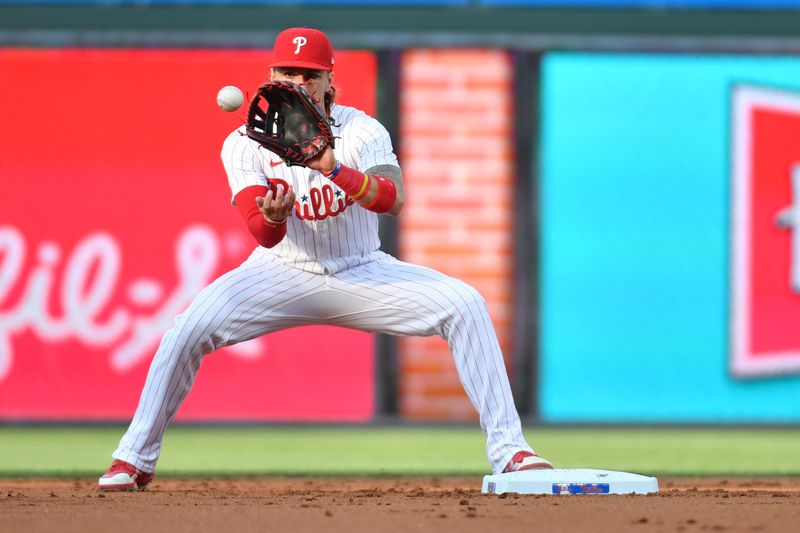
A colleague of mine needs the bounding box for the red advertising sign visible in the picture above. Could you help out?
[731,84,800,377]
[0,49,377,420]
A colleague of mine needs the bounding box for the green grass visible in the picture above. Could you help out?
[0,426,798,477]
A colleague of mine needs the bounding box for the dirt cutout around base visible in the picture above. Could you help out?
[2,477,799,533]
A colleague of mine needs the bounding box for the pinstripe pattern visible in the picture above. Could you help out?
[330,254,530,470]
[111,105,535,475]
[221,104,393,275]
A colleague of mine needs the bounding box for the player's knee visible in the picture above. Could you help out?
[171,312,225,357]
[449,279,489,317]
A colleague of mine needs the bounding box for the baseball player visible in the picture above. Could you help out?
[98,27,553,492]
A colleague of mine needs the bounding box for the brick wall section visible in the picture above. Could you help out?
[398,49,515,420]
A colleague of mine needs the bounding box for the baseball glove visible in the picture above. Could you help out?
[245,81,335,167]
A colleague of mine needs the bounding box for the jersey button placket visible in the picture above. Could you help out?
[312,171,331,266]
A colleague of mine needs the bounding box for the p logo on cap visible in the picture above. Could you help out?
[292,36,308,54]
[270,28,334,71]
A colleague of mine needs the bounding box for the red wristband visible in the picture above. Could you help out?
[329,164,370,199]
[363,175,397,213]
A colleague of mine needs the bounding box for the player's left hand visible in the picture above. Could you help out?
[256,183,295,223]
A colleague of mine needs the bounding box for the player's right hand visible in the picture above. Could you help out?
[307,145,337,175]
[256,183,295,223]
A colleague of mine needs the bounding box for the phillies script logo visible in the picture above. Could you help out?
[269,178,355,221]
[730,84,800,377]
[0,225,258,382]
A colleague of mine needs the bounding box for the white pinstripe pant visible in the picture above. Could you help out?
[113,251,534,474]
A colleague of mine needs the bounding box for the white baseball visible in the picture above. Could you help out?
[216,85,244,112]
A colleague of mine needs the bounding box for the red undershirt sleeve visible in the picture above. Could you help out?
[234,185,287,248]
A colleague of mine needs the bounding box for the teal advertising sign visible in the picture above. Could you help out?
[539,53,800,423]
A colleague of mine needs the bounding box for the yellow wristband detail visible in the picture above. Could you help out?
[351,173,371,200]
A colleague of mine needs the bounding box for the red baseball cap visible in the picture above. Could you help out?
[269,28,335,72]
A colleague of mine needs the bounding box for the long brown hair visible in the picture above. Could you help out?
[325,85,336,114]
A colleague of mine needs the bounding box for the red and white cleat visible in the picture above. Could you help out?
[503,451,554,473]
[97,459,154,492]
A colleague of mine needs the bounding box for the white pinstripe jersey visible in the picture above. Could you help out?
[221,104,398,275]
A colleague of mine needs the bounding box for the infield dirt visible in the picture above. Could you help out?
[2,476,799,532]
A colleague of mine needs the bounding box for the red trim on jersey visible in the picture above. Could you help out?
[234,185,287,248]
